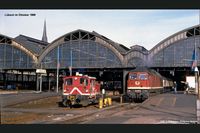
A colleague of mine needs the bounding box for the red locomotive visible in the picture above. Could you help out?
[62,73,101,107]
[126,68,174,101]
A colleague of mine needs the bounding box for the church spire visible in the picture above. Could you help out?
[42,20,48,42]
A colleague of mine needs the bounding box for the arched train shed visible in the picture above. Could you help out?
[1,25,200,91]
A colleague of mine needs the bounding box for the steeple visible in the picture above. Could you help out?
[42,20,48,42]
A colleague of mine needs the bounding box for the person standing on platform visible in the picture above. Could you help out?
[174,81,177,94]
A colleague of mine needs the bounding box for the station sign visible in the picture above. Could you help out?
[36,69,47,74]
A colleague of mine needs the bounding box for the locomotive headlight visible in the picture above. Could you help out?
[135,81,140,85]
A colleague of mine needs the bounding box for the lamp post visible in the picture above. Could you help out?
[56,46,60,93]
[69,48,72,76]
[39,74,42,92]
[36,62,47,93]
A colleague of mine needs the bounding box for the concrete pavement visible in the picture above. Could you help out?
[83,92,197,124]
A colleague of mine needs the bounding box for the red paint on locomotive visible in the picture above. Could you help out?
[63,75,100,96]
[127,71,163,90]
[62,74,101,107]
[126,68,173,101]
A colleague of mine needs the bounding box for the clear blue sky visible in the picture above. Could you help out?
[0,10,199,50]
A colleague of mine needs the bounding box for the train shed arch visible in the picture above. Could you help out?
[148,25,200,68]
[38,29,126,69]
[124,45,148,67]
[0,34,38,69]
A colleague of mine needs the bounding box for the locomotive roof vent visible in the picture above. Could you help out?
[88,76,96,79]
[76,72,83,76]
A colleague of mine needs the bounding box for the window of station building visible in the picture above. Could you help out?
[139,74,148,80]
[18,75,22,81]
[163,45,174,66]
[65,78,73,86]
[175,43,185,65]
[129,73,137,79]
[29,75,36,81]
[89,43,97,55]
[41,76,47,82]
[23,75,28,81]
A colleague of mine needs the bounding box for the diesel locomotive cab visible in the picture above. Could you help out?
[62,74,101,107]
[127,72,149,101]
[126,68,174,102]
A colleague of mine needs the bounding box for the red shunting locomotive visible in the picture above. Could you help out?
[62,73,101,107]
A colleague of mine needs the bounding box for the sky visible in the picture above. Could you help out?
[0,10,199,50]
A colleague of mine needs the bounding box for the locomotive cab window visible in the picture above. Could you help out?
[129,73,137,79]
[91,79,95,87]
[80,78,84,85]
[65,78,73,85]
[139,74,148,80]
[80,78,88,86]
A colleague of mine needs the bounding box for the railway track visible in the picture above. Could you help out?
[1,92,61,108]
[47,102,141,124]
[1,93,145,124]
[65,95,164,124]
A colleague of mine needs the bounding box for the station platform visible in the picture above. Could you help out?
[126,91,197,124]
[83,91,198,124]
